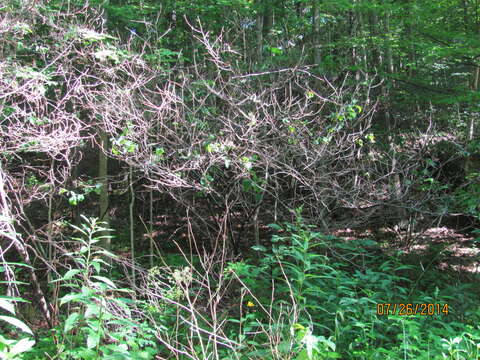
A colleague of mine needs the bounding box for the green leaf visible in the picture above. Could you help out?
[60,293,85,306]
[295,349,309,360]
[64,312,80,333]
[79,245,89,254]
[62,269,82,280]
[95,250,118,259]
[77,28,116,42]
[269,46,283,55]
[0,299,15,315]
[85,304,101,318]
[0,316,33,335]
[86,330,100,349]
[91,260,101,274]
[90,257,112,268]
[10,338,35,355]
[251,245,267,252]
[0,262,33,269]
[91,276,117,289]
[268,223,282,230]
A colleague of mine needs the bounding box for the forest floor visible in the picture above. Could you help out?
[334,226,480,274]
[126,210,480,275]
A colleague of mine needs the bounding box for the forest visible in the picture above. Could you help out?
[1,0,480,359]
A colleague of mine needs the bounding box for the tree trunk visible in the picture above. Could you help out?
[149,187,154,268]
[465,2,479,174]
[312,0,321,67]
[256,0,264,63]
[129,165,136,285]
[350,0,361,81]
[98,130,110,250]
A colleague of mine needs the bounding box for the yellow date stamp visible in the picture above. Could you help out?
[376,303,449,316]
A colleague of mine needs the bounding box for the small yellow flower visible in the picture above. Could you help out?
[246,301,255,308]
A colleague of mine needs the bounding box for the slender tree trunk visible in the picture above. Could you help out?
[129,165,136,286]
[402,0,415,79]
[263,0,273,36]
[350,0,361,81]
[99,5,111,252]
[381,10,394,121]
[465,5,479,174]
[256,0,264,63]
[470,9,480,140]
[370,9,380,70]
[312,0,321,67]
[254,170,268,247]
[386,13,394,76]
[47,159,54,283]
[98,130,110,250]
[149,187,154,268]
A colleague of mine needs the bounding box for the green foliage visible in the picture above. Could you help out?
[4,0,480,359]
[11,214,480,360]
[0,263,35,359]
[292,323,337,360]
[143,48,180,69]
[111,122,139,155]
[454,183,480,217]
[222,211,480,359]
[40,217,157,360]
[69,27,117,45]
[59,181,102,206]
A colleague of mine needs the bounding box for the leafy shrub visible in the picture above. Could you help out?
[222,211,480,359]
[0,263,35,359]
[39,216,157,360]
[19,214,480,360]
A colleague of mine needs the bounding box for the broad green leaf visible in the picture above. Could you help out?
[0,295,29,303]
[295,349,309,360]
[0,299,15,314]
[77,28,116,42]
[91,260,101,274]
[251,245,267,252]
[64,312,80,332]
[91,275,117,289]
[10,338,35,355]
[60,293,85,306]
[79,245,89,254]
[86,330,100,349]
[269,47,283,55]
[62,269,82,280]
[95,250,118,259]
[0,316,33,335]
[85,303,101,319]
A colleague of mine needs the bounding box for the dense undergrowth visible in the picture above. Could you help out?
[2,214,480,359]
[3,1,480,359]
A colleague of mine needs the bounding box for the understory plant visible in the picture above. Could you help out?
[0,263,35,359]
[19,215,480,360]
[44,216,157,360]
[220,211,480,359]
